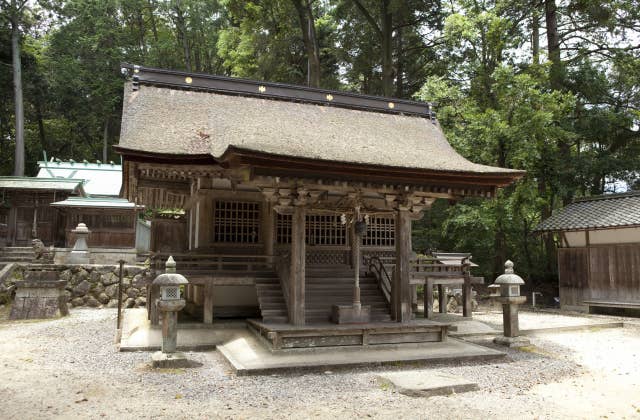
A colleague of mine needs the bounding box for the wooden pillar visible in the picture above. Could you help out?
[438,284,447,314]
[203,281,214,324]
[289,205,306,326]
[424,279,433,319]
[462,271,472,318]
[263,202,275,261]
[7,206,17,246]
[350,222,358,268]
[392,209,412,323]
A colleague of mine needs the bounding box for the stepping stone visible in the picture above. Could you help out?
[376,370,479,397]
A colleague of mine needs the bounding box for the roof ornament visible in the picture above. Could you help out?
[132,64,140,91]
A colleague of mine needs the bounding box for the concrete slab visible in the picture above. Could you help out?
[218,332,505,375]
[376,370,479,397]
[473,311,624,335]
[119,308,247,351]
[431,311,623,337]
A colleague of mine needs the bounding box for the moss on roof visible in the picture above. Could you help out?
[118,83,523,176]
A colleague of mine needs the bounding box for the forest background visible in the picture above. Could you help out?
[1,0,640,288]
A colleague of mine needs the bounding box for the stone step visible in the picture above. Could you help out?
[262,316,288,324]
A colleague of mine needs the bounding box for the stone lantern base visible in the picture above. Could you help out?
[151,351,191,368]
[493,335,531,348]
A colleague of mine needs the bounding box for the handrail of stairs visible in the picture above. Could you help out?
[366,256,392,303]
[274,251,291,311]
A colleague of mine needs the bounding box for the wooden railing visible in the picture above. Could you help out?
[366,256,392,302]
[150,252,277,275]
[275,251,291,310]
[410,253,472,280]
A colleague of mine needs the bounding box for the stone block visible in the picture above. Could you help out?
[151,351,191,368]
[331,305,371,324]
[85,296,99,307]
[376,370,479,397]
[9,278,68,320]
[493,335,531,348]
[73,280,91,297]
[105,284,119,299]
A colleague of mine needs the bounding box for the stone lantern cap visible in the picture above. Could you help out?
[153,273,189,286]
[152,256,188,286]
[72,222,90,234]
[494,260,524,285]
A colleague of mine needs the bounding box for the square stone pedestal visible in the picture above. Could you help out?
[331,305,371,324]
[151,351,191,368]
[10,270,69,320]
[493,335,531,348]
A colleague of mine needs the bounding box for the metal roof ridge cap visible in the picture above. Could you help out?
[122,62,434,107]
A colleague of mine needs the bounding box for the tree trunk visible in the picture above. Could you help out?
[544,0,562,89]
[292,0,321,87]
[173,1,192,72]
[532,6,540,65]
[381,0,393,97]
[102,117,109,162]
[395,26,404,97]
[11,14,24,176]
[35,102,48,152]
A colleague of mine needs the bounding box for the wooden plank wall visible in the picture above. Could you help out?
[150,218,188,253]
[559,244,640,307]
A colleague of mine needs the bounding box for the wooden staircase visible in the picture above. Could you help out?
[305,265,391,323]
[254,273,288,324]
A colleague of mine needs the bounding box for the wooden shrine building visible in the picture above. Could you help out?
[536,192,640,314]
[0,160,141,251]
[117,64,523,346]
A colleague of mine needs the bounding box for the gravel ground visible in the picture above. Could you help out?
[0,308,639,419]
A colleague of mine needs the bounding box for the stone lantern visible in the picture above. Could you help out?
[68,223,91,264]
[492,260,530,348]
[151,256,190,368]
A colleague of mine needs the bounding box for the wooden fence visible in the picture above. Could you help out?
[559,244,640,308]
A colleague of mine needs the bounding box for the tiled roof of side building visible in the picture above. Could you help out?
[534,191,640,232]
[36,160,122,197]
[50,196,142,209]
[117,65,524,178]
[0,177,84,193]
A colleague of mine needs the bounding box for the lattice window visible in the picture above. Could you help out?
[362,216,395,247]
[306,214,346,246]
[276,213,292,244]
[214,201,260,243]
[276,214,346,246]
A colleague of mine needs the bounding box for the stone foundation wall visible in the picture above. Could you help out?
[0,264,153,309]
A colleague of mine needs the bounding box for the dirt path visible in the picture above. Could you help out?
[0,308,638,419]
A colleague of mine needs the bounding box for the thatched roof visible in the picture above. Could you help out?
[118,74,522,178]
[535,192,640,232]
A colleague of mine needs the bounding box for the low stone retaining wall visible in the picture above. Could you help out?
[0,263,153,309]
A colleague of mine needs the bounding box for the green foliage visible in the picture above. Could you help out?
[0,0,638,287]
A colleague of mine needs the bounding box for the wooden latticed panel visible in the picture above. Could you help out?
[306,214,346,246]
[213,201,261,243]
[362,216,395,247]
[276,213,292,244]
[276,214,346,246]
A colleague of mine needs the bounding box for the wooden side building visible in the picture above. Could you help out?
[117,64,523,347]
[536,192,640,314]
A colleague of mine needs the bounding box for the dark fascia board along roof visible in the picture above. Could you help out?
[535,191,640,232]
[117,64,524,187]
